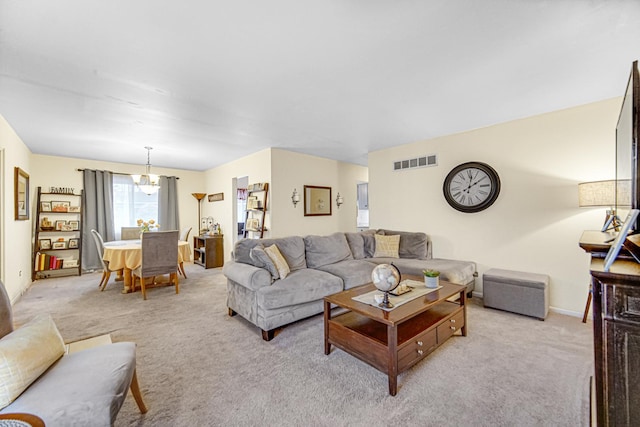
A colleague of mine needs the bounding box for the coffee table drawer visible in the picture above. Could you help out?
[398,328,437,370]
[437,310,464,343]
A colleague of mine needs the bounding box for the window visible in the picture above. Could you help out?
[113,175,158,239]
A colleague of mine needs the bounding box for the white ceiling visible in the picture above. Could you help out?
[1,1,640,171]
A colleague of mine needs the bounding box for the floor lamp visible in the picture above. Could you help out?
[192,193,206,234]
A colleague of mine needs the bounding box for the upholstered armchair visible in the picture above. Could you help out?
[0,280,147,425]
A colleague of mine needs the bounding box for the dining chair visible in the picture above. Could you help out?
[132,230,179,300]
[121,227,140,240]
[90,229,119,291]
[178,227,192,278]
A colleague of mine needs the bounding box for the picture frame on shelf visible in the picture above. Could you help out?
[39,239,52,250]
[52,241,66,250]
[68,220,79,231]
[65,259,78,268]
[68,238,79,249]
[61,224,73,231]
[51,201,70,212]
[304,185,332,216]
[247,196,259,210]
[14,167,29,220]
[40,201,52,212]
[246,218,260,230]
[55,220,66,231]
[68,206,81,213]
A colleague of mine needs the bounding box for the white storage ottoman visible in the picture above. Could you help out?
[483,268,549,320]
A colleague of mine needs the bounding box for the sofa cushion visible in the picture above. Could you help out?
[345,233,365,259]
[304,232,353,268]
[362,233,376,258]
[1,342,137,426]
[264,244,291,279]
[378,230,429,259]
[234,236,306,271]
[316,260,377,290]
[0,282,13,340]
[0,315,65,409]
[256,269,343,310]
[373,234,400,258]
[249,245,278,281]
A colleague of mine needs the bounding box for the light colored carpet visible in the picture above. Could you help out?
[12,264,593,426]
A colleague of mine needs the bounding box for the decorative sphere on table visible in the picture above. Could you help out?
[371,264,401,308]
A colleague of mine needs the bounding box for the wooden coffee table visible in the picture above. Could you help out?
[324,278,467,396]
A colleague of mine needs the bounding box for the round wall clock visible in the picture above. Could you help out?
[443,161,501,213]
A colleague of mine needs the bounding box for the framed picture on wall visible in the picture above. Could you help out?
[304,185,332,216]
[14,167,29,220]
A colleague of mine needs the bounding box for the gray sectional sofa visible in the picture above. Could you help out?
[223,229,476,340]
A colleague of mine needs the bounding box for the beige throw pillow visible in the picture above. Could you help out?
[264,244,291,280]
[0,314,65,409]
[373,234,400,258]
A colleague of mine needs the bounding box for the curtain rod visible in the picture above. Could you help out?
[76,168,179,179]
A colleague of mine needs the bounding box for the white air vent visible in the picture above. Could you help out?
[393,154,437,171]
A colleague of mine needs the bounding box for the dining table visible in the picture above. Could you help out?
[103,240,191,293]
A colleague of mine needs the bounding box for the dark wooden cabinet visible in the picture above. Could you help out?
[589,258,640,426]
[193,235,224,269]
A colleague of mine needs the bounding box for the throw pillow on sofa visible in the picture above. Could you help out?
[264,244,291,279]
[373,234,400,258]
[0,314,65,408]
[250,244,279,281]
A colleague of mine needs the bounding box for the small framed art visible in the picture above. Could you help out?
[39,239,52,250]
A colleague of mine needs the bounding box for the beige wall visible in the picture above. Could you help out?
[270,149,368,237]
[203,148,272,260]
[202,148,368,261]
[0,115,34,301]
[30,155,205,241]
[368,98,620,315]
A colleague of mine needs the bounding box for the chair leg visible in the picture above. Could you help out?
[100,271,112,291]
[129,369,148,414]
[141,277,147,300]
[98,272,107,289]
[582,286,593,323]
[174,272,180,294]
[179,262,187,279]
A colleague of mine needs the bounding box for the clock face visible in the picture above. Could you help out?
[443,162,500,213]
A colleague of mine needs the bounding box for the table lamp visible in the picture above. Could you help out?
[578,180,630,232]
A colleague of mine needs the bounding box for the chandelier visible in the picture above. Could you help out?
[131,146,160,195]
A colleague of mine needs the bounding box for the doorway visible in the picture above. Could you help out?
[234,176,248,243]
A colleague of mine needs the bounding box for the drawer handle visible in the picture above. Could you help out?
[450,319,456,323]
[417,349,424,355]
[450,326,456,331]
[416,341,423,346]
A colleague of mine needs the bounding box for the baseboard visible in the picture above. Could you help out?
[472,292,586,320]
[549,306,584,319]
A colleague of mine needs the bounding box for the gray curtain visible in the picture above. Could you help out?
[158,176,180,231]
[82,170,114,271]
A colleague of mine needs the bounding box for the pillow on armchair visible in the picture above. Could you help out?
[0,314,65,408]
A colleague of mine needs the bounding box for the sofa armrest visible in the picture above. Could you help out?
[222,261,272,291]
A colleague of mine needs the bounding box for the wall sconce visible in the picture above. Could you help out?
[336,192,344,208]
[291,188,300,207]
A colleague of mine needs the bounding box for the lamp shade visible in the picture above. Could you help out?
[578,180,631,207]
